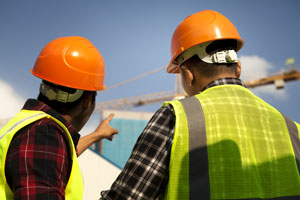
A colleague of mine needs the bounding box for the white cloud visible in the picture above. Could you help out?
[0,80,25,120]
[240,55,287,100]
[240,55,272,81]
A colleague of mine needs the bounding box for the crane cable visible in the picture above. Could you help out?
[106,65,167,90]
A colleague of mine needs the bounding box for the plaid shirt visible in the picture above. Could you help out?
[5,99,80,200]
[100,78,247,200]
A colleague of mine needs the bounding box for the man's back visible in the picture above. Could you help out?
[166,83,300,199]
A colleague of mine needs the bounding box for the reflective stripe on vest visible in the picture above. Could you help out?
[0,110,84,200]
[180,96,210,200]
[282,114,300,176]
[162,85,300,200]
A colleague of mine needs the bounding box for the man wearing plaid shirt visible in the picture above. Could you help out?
[0,36,118,200]
[101,10,300,199]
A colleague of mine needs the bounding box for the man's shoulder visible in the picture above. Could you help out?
[14,117,67,142]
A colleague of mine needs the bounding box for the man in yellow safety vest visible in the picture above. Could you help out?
[101,10,300,199]
[0,36,118,200]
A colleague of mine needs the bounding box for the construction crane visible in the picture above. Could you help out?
[95,68,300,112]
[95,72,184,111]
[245,69,300,89]
[94,65,300,154]
[1,65,300,127]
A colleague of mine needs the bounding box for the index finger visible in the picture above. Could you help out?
[105,113,115,122]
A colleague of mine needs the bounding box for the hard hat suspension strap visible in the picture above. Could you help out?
[176,42,239,66]
[40,82,84,103]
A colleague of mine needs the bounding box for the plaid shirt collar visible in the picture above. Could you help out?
[22,99,80,146]
[201,77,247,92]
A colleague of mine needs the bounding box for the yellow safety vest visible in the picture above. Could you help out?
[161,85,300,200]
[0,109,84,200]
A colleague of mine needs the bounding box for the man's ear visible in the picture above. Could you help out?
[81,92,92,109]
[236,60,241,78]
[182,65,195,86]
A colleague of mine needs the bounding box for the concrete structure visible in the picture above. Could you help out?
[78,149,121,200]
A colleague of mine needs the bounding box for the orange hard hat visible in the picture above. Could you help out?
[167,10,244,73]
[31,36,105,91]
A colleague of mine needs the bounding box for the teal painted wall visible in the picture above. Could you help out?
[101,118,149,168]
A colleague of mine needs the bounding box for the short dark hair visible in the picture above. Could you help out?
[183,55,238,78]
[37,81,94,115]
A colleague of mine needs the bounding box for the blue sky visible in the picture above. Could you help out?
[1,0,300,131]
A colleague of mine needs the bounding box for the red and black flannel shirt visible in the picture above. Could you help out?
[5,99,80,200]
